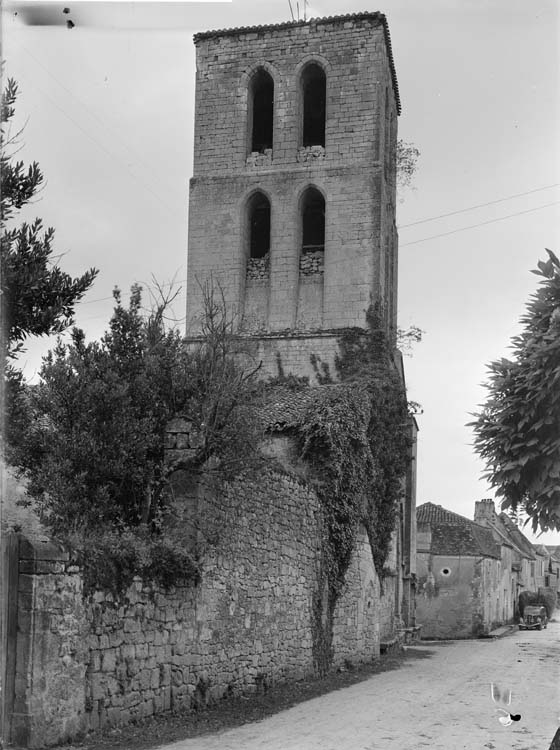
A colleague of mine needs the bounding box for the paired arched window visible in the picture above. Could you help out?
[249,69,274,154]
[244,187,325,277]
[247,192,271,259]
[301,63,326,148]
[247,61,327,155]
[301,187,325,253]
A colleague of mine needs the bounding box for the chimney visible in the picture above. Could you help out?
[474,498,496,526]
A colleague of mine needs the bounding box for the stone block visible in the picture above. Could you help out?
[101,649,117,672]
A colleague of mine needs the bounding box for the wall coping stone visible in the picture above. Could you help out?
[18,535,70,562]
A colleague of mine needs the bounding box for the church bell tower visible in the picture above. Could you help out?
[186,12,400,381]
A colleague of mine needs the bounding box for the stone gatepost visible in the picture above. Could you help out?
[9,536,88,748]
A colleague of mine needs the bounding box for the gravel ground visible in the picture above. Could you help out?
[154,622,560,750]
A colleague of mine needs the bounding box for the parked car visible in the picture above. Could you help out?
[519,605,548,630]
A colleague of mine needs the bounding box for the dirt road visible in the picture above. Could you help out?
[156,622,560,750]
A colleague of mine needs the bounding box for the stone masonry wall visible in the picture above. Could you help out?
[331,527,380,662]
[84,469,322,730]
[84,468,388,731]
[186,14,399,361]
[8,538,88,748]
[6,463,390,746]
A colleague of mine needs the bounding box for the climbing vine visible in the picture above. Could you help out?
[299,302,411,673]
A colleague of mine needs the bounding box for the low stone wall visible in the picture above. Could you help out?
[4,465,394,747]
[85,470,321,729]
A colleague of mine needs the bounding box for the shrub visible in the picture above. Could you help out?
[518,590,538,617]
[75,527,200,596]
[537,587,556,618]
[518,588,556,619]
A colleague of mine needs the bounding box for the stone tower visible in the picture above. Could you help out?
[186,12,400,381]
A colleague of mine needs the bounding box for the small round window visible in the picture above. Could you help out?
[441,567,451,576]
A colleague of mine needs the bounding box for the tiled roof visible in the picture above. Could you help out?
[416,502,471,526]
[545,545,560,561]
[429,522,501,559]
[262,383,363,431]
[497,513,536,559]
[533,543,550,556]
[417,503,500,559]
[193,12,401,115]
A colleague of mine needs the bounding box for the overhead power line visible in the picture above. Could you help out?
[76,197,560,309]
[400,201,560,247]
[399,184,560,229]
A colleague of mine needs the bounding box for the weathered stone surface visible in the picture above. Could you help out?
[186,14,399,374]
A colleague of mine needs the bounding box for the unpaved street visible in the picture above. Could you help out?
[157,623,560,750]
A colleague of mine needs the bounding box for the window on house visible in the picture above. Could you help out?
[248,192,271,259]
[301,63,326,147]
[531,562,535,577]
[250,69,274,154]
[301,187,325,253]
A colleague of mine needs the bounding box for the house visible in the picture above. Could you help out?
[533,543,554,590]
[545,546,560,602]
[473,499,539,605]
[416,503,506,638]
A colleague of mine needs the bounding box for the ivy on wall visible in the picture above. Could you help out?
[297,303,411,673]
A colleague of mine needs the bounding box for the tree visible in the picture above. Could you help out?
[1,77,97,360]
[8,283,263,590]
[11,283,262,530]
[471,249,560,533]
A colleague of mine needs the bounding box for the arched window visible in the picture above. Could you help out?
[248,192,271,259]
[301,63,326,148]
[301,187,325,253]
[249,69,274,154]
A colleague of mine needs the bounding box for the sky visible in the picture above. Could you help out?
[2,0,559,544]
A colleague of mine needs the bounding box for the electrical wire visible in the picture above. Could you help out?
[399,184,560,229]
[73,193,560,310]
[400,201,560,247]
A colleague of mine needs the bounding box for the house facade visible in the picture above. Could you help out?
[473,499,542,611]
[415,498,556,641]
[416,503,505,638]
[545,546,560,603]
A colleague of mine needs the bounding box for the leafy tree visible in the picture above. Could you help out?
[8,283,263,590]
[9,286,185,533]
[11,284,262,532]
[471,249,560,532]
[1,77,97,360]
